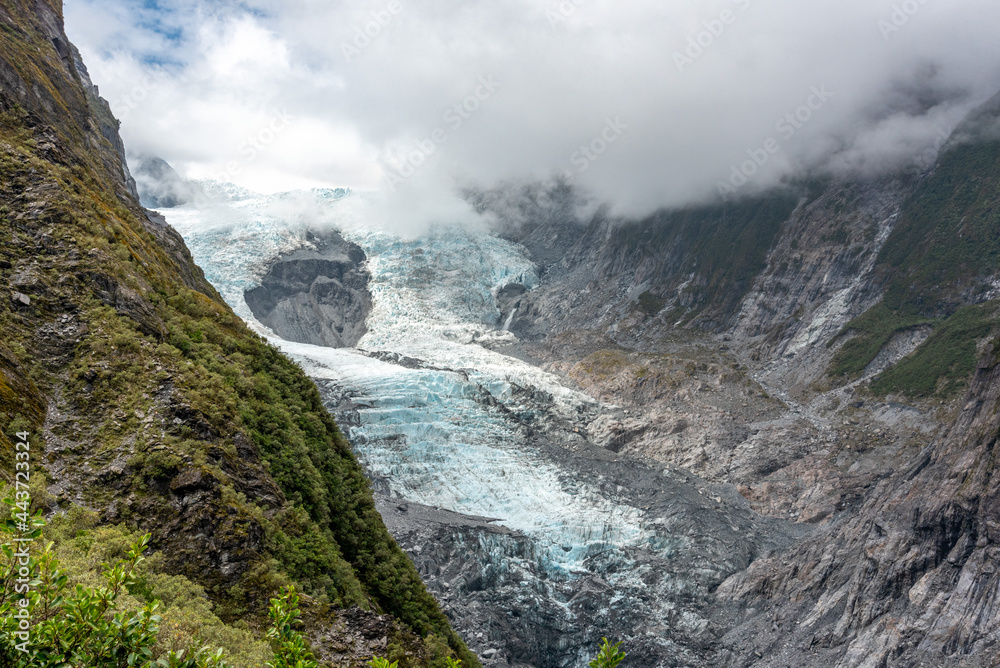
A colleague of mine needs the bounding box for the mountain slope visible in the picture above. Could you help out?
[710,92,1000,668]
[0,1,475,665]
[829,95,1000,397]
[465,90,1000,667]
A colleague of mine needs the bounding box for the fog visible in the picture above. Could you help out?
[65,0,1000,225]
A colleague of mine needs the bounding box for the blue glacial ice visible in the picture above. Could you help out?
[165,186,670,579]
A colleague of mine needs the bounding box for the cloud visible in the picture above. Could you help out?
[64,0,1000,223]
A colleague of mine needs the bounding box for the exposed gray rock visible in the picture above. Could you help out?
[141,211,219,298]
[245,232,373,348]
[714,345,1000,667]
[319,360,799,668]
[131,155,204,209]
[70,44,140,201]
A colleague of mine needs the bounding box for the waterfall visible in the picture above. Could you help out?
[502,306,517,331]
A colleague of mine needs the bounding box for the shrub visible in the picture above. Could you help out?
[0,496,171,666]
[0,491,314,667]
[636,292,665,316]
[589,638,625,668]
[264,586,317,668]
[368,658,399,668]
[140,450,184,481]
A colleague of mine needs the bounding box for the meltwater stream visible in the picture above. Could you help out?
[164,186,777,667]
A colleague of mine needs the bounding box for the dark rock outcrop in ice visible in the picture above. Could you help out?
[245,232,373,348]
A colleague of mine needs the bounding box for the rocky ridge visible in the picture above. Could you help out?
[0,2,476,665]
[466,100,1000,665]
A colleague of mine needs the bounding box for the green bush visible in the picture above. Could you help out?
[139,450,184,481]
[368,658,400,668]
[0,497,173,666]
[264,586,317,668]
[0,492,314,667]
[589,638,626,668]
[636,292,665,317]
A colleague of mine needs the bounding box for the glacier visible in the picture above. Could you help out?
[169,186,662,572]
[164,185,778,667]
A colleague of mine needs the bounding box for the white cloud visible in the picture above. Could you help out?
[65,0,1000,223]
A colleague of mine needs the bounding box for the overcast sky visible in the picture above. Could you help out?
[64,0,1000,221]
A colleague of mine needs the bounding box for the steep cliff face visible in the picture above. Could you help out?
[0,1,474,665]
[706,97,1000,668]
[471,186,801,341]
[461,91,1000,666]
[715,345,1000,666]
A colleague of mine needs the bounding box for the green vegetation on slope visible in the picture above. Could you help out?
[607,192,800,326]
[827,303,935,379]
[154,287,462,645]
[877,141,1000,302]
[828,136,1000,397]
[0,1,476,664]
[868,303,996,398]
[0,497,320,666]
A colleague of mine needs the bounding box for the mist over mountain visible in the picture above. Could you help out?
[8,1,1000,667]
[66,0,1000,223]
[131,154,204,208]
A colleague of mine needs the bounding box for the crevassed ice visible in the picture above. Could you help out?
[163,191,334,321]
[343,228,596,418]
[287,341,653,573]
[167,186,661,576]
